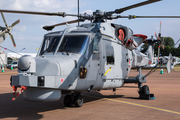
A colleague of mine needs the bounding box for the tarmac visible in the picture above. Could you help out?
[0,69,180,120]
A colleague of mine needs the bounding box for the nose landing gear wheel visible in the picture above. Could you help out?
[64,94,84,107]
[74,95,83,107]
[64,95,73,107]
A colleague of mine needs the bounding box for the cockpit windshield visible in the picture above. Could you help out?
[40,36,61,55]
[40,35,89,55]
[58,35,89,54]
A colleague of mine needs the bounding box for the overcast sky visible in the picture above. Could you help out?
[1,0,180,53]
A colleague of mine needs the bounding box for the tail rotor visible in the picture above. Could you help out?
[154,21,164,62]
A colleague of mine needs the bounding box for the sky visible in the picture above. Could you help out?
[0,0,180,53]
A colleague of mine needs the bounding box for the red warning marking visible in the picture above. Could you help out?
[12,85,27,101]
[133,34,147,40]
[149,60,152,64]
[61,79,64,83]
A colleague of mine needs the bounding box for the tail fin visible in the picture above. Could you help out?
[144,38,156,63]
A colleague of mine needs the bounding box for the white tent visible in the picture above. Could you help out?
[7,52,37,59]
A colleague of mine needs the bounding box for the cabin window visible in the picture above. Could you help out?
[58,35,89,54]
[92,37,100,60]
[106,45,114,64]
[40,36,61,55]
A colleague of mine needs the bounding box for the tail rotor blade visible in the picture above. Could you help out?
[155,32,160,40]
[159,21,162,37]
[161,37,165,49]
[1,12,8,27]
[11,19,20,27]
[9,33,16,47]
[155,32,157,38]
[158,45,160,61]
[162,44,165,49]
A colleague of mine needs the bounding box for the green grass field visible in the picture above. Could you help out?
[174,64,180,71]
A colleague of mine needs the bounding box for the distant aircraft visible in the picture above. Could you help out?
[0,12,20,48]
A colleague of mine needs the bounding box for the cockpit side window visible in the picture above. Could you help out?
[92,37,100,60]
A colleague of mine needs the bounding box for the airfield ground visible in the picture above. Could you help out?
[0,69,180,120]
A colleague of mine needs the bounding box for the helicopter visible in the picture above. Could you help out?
[0,12,19,47]
[0,0,178,107]
[0,12,19,68]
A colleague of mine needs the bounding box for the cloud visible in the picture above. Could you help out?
[0,0,88,30]
[13,25,26,32]
[0,0,79,12]
[81,10,93,15]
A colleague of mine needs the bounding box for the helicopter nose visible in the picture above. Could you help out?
[18,55,36,72]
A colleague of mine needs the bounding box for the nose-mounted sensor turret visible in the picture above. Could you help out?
[18,55,36,73]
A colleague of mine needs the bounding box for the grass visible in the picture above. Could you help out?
[174,65,180,71]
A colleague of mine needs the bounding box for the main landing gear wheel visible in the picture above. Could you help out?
[139,85,149,95]
[64,94,84,107]
[138,85,155,100]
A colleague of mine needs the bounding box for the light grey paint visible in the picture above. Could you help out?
[11,22,155,101]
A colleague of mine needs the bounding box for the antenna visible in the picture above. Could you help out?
[78,0,79,26]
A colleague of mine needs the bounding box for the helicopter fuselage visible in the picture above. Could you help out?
[11,22,150,102]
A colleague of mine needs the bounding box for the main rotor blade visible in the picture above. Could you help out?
[114,0,161,14]
[43,19,83,31]
[11,19,20,27]
[9,33,16,47]
[1,12,8,27]
[0,9,66,17]
[0,29,7,36]
[121,15,180,19]
[131,16,180,19]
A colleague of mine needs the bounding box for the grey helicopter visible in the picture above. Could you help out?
[0,0,178,107]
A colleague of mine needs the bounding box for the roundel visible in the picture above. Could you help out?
[118,29,125,41]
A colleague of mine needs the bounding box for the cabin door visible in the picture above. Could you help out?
[102,40,116,80]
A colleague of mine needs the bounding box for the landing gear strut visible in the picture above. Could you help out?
[137,67,155,100]
[64,93,84,107]
[117,67,156,100]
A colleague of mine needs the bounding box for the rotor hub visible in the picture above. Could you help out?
[93,10,106,22]
[93,10,105,17]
